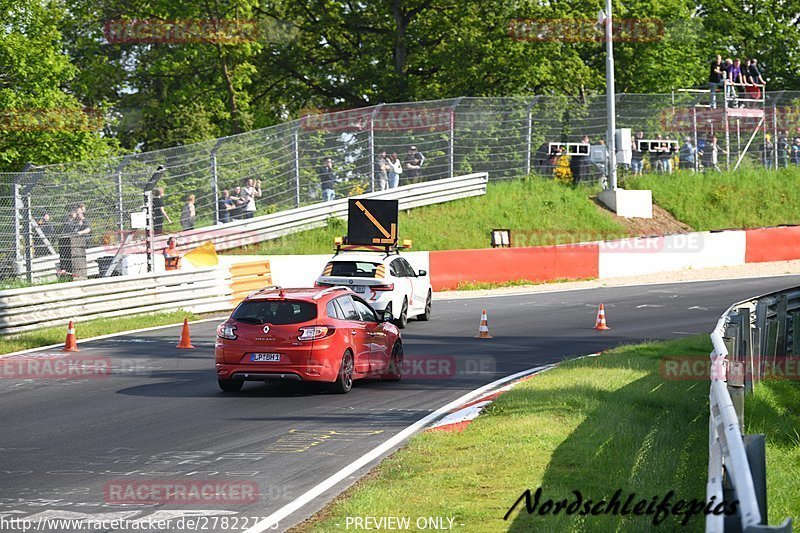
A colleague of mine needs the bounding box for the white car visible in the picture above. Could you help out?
[315,251,432,328]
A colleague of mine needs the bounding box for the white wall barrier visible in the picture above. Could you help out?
[598,230,747,278]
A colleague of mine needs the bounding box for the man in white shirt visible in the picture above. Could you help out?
[239,178,262,219]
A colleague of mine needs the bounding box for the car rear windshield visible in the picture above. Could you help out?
[232,300,317,325]
[327,261,380,278]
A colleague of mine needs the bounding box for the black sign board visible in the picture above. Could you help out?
[347,199,399,245]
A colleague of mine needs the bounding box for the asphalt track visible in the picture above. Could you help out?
[1,275,799,532]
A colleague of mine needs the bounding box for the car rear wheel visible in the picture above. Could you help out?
[418,291,432,321]
[218,378,244,392]
[394,298,408,329]
[331,350,354,394]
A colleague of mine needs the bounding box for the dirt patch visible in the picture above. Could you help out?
[593,197,693,237]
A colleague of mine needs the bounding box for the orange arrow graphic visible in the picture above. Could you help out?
[355,200,393,240]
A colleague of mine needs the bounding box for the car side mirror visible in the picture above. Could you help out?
[382,311,394,323]
[418,269,427,277]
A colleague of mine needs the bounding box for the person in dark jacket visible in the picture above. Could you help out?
[319,157,336,201]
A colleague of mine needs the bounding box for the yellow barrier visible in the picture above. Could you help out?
[229,261,272,305]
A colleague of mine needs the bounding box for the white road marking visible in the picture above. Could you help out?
[635,304,665,309]
[688,305,709,311]
[243,364,556,533]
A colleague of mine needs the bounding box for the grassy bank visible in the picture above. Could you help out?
[745,379,800,525]
[227,178,628,255]
[626,167,800,231]
[0,311,202,355]
[294,336,713,532]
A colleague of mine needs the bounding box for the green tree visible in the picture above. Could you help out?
[0,0,113,172]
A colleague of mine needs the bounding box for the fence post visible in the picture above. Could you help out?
[114,155,131,236]
[449,97,464,179]
[211,139,225,225]
[525,99,537,176]
[143,166,165,274]
[773,104,778,169]
[12,172,25,277]
[293,122,301,208]
[368,104,384,193]
[692,106,698,173]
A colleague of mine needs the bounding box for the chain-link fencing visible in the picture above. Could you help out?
[2,91,800,283]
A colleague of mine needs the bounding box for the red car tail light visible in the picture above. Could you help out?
[216,323,237,340]
[297,326,335,341]
[371,283,394,291]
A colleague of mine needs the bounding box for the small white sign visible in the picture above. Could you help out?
[130,211,147,229]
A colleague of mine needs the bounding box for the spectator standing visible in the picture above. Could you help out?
[319,157,336,201]
[230,186,244,220]
[218,189,236,223]
[388,152,403,188]
[791,137,800,166]
[725,58,744,107]
[763,134,774,169]
[653,134,674,173]
[403,145,425,184]
[777,132,790,168]
[631,131,645,175]
[375,150,390,191]
[35,212,54,256]
[701,135,724,172]
[180,194,196,230]
[240,178,262,219]
[679,137,697,171]
[570,135,591,185]
[747,58,766,100]
[708,54,725,109]
[152,187,171,235]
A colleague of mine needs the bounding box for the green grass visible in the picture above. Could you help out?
[227,178,630,255]
[745,379,800,525]
[625,167,800,231]
[294,336,713,532]
[0,311,202,355]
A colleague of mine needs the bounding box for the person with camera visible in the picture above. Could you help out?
[240,177,262,219]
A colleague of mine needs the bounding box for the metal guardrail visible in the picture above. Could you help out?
[0,268,232,335]
[707,289,797,532]
[23,172,488,282]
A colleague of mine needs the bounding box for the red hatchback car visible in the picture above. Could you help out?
[215,286,403,393]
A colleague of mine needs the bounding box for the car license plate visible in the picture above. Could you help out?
[250,353,281,362]
[353,285,366,293]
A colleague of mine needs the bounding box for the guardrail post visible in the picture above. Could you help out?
[744,434,769,526]
[776,294,788,358]
[449,97,464,179]
[211,138,225,225]
[728,358,746,430]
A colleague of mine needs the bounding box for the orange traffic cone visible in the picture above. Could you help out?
[177,318,195,349]
[475,309,493,339]
[63,321,80,352]
[594,304,610,330]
